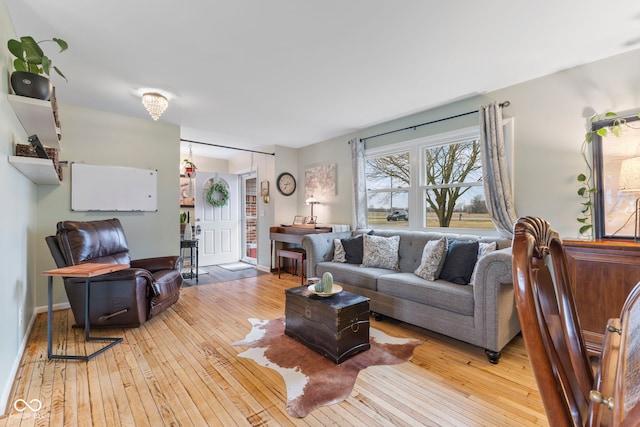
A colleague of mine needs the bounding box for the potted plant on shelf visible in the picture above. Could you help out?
[183,159,197,178]
[7,35,68,100]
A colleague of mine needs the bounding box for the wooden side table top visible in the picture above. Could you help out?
[43,263,130,278]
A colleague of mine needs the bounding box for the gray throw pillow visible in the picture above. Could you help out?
[341,230,374,264]
[362,234,400,270]
[438,240,480,285]
[414,237,447,280]
[341,235,364,264]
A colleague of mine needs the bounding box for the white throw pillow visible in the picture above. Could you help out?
[414,237,447,280]
[333,238,346,263]
[361,234,400,270]
[469,241,498,285]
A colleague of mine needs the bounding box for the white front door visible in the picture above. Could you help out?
[195,172,240,266]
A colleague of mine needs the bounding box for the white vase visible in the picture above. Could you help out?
[183,224,192,240]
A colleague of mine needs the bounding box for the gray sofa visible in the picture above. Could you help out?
[301,229,520,363]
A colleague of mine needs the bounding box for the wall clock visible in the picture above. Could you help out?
[276,172,296,196]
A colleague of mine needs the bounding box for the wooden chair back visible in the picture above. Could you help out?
[512,216,594,427]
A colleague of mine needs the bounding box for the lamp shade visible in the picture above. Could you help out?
[619,157,640,191]
[142,92,168,121]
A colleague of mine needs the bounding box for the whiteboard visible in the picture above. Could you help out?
[71,163,158,211]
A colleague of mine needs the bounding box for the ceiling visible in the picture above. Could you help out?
[6,1,640,159]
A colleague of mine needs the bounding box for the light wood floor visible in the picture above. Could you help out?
[0,273,548,426]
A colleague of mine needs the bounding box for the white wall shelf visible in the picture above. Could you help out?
[8,156,61,184]
[7,94,61,149]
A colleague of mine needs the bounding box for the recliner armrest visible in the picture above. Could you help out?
[131,256,182,273]
[65,268,155,285]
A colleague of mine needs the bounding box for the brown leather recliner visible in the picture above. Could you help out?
[46,218,183,328]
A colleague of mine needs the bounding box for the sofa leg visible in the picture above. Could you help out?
[371,312,384,321]
[485,349,501,364]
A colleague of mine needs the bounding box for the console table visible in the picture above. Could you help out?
[269,226,333,271]
[43,263,129,361]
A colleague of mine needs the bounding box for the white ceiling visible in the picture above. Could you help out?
[6,0,640,159]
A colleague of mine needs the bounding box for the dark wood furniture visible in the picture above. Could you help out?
[512,217,594,427]
[284,285,370,364]
[589,282,640,426]
[43,263,129,361]
[269,225,332,271]
[277,248,306,285]
[180,239,199,283]
[563,239,640,356]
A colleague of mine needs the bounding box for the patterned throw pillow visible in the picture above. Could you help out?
[414,237,447,280]
[341,230,374,264]
[469,241,498,285]
[361,234,400,270]
[333,238,346,263]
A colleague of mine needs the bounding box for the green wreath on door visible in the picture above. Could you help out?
[206,182,229,207]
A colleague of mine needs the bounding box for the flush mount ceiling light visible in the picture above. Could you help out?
[141,92,168,120]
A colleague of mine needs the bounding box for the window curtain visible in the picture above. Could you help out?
[350,138,368,230]
[479,101,518,238]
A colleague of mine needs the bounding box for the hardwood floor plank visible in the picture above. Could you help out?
[1,272,548,426]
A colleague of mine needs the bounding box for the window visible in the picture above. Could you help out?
[421,136,492,230]
[364,124,511,233]
[365,151,410,227]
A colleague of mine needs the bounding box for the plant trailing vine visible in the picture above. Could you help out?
[206,182,229,207]
[577,111,640,236]
[183,159,197,169]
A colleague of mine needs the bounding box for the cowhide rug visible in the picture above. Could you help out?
[232,317,423,418]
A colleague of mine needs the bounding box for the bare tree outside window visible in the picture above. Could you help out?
[424,139,483,227]
[364,137,492,230]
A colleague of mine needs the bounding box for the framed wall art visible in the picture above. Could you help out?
[304,163,336,199]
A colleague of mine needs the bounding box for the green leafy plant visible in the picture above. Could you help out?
[180,212,188,224]
[7,36,68,81]
[577,111,640,236]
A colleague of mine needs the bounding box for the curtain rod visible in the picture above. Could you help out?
[360,101,511,142]
[180,138,276,156]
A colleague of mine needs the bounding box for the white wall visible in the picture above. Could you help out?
[0,0,37,409]
[490,49,640,236]
[36,103,181,308]
[296,48,640,239]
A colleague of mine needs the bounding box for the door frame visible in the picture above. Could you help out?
[240,173,257,265]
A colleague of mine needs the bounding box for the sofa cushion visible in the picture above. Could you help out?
[439,240,479,285]
[316,261,391,291]
[333,238,346,262]
[377,273,474,316]
[362,234,400,270]
[56,218,131,266]
[414,237,447,280]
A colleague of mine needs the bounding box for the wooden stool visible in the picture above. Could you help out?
[277,248,306,285]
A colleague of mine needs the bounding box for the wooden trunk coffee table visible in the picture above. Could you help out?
[284,284,370,364]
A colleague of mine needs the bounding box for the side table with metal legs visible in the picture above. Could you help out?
[43,263,129,361]
[180,239,199,283]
